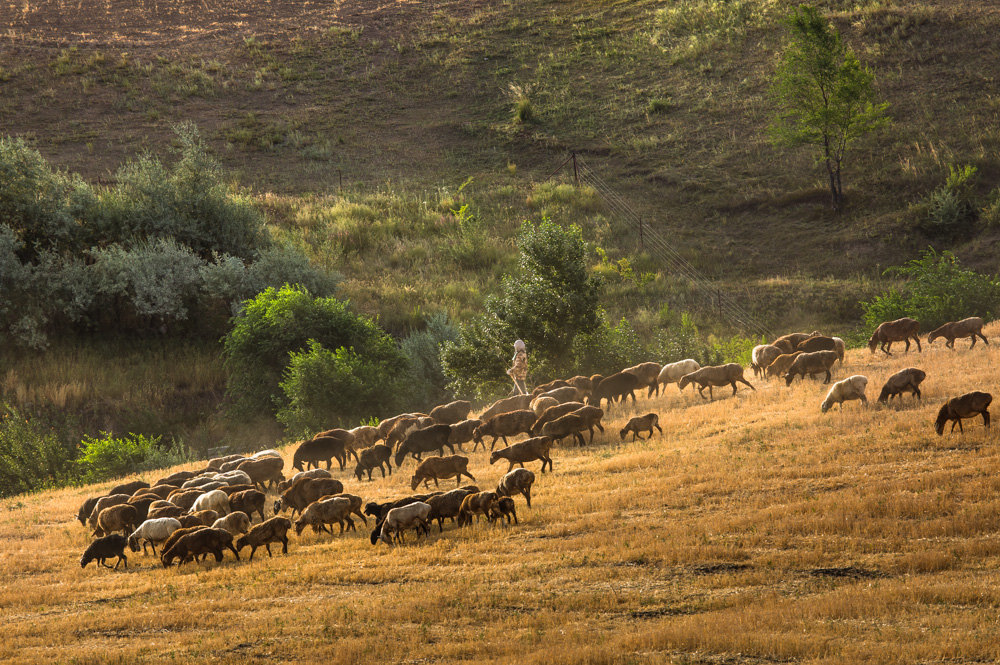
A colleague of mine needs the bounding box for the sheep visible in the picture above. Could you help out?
[784,350,839,385]
[218,457,254,473]
[424,487,478,532]
[154,470,197,487]
[539,386,586,404]
[189,489,230,516]
[765,351,803,378]
[794,335,838,354]
[530,396,559,417]
[125,496,156,524]
[531,379,570,396]
[147,504,185,521]
[348,425,379,449]
[189,509,220,526]
[495,468,535,508]
[375,413,423,442]
[208,454,246,471]
[624,361,663,397]
[235,517,292,561]
[128,518,183,555]
[176,515,207,528]
[472,410,536,452]
[772,332,815,352]
[250,449,282,460]
[212,470,253,487]
[878,367,927,404]
[93,504,139,538]
[161,527,240,567]
[928,317,989,349]
[457,491,498,527]
[182,475,221,489]
[750,346,781,379]
[619,413,663,441]
[108,480,149,496]
[320,493,368,526]
[530,401,586,435]
[410,455,477,490]
[935,392,992,435]
[87,494,131,531]
[192,481,227,494]
[570,405,605,444]
[679,364,755,400]
[832,337,846,364]
[235,456,285,491]
[479,394,533,422]
[821,375,869,413]
[364,496,426,522]
[354,444,393,481]
[276,469,332,493]
[489,436,552,473]
[589,372,641,409]
[868,317,921,355]
[212,511,252,537]
[448,418,482,451]
[490,497,519,525]
[273,477,344,517]
[159,526,207,558]
[229,489,267,522]
[169,489,206,511]
[295,497,355,535]
[384,417,424,450]
[429,400,473,425]
[311,428,361,463]
[540,413,588,447]
[133,484,178,500]
[77,497,101,526]
[395,424,457,467]
[566,375,594,396]
[292,435,351,472]
[217,483,256,497]
[80,534,128,570]
[370,502,432,545]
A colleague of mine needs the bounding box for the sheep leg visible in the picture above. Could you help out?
[281,537,288,554]
[523,489,532,507]
[543,456,552,473]
[860,394,868,406]
[738,378,755,391]
[983,411,991,430]
[248,546,257,562]
[914,336,922,352]
[354,509,368,526]
[346,516,356,532]
[264,543,273,557]
[588,426,595,444]
[99,558,113,569]
[823,370,831,384]
[654,423,663,435]
[708,386,714,401]
[980,333,990,345]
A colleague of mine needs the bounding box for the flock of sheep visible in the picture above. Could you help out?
[77,315,992,572]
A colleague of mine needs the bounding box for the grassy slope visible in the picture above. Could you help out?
[5,326,1000,663]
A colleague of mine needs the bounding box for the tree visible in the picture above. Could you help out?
[770,5,888,210]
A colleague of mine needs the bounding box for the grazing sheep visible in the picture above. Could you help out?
[784,350,839,385]
[348,425,380,449]
[159,526,207,557]
[182,475,220,489]
[235,517,292,561]
[409,455,477,490]
[539,386,586,404]
[189,489,230,516]
[208,454,246,471]
[161,527,240,567]
[364,496,426,522]
[147,504,185,521]
[295,497,355,535]
[133,485,178,501]
[217,483,256,497]
[832,337,846,364]
[189,509,220,526]
[877,367,927,404]
[108,480,149,497]
[935,392,992,435]
[320,493,368,526]
[424,487,478,532]
[794,335,838,354]
[472,410,536,452]
[624,361,663,397]
[495,468,535,508]
[217,457,252,473]
[384,417,424,450]
[212,470,253,487]
[125,496,156,524]
[750,346,782,379]
[540,413,588,447]
[479,394,533,422]
[619,413,663,441]
[371,502,432,546]
[821,375,869,413]
[293,434,352,471]
[570,405,605,444]
[235,456,285,491]
[128,517,182,556]
[276,469,332,493]
[772,332,815,353]
[765,351,803,378]
[429,400,473,425]
[566,375,594,396]
[77,497,101,526]
[87,494,131,531]
[589,372,641,409]
[868,317,921,355]
[395,424,457,467]
[928,317,989,349]
[490,497,519,525]
[229,489,267,522]
[80,534,128,570]
[273,477,344,517]
[530,396,559,417]
[155,470,197,487]
[531,379,570,397]
[93,504,139,538]
[530,401,586,435]
[679,364,755,399]
[169,488,205,510]
[489,436,552,473]
[375,413,423,442]
[448,418,482,451]
[212,511,252,537]
[354,444,393,481]
[457,491,499,527]
[311,428,361,463]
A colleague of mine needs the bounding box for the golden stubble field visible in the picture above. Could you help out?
[4,325,1000,664]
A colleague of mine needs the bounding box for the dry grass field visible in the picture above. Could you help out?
[5,324,1000,663]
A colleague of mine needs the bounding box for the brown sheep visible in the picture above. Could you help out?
[217,457,251,473]
[217,483,257,497]
[496,468,535,508]
[784,350,839,385]
[531,401,586,435]
[489,436,552,473]
[354,444,393,481]
[80,534,129,570]
[292,435,351,472]
[424,487,478,532]
[311,428,361,463]
[565,375,594,396]
[619,413,663,441]
[208,454,246,471]
[235,516,292,561]
[538,386,586,404]
[176,514,207,528]
[935,392,992,435]
[385,416,424,450]
[750,345,783,379]
[678,364,755,399]
[212,511,252,536]
[490,497,519,525]
[429,400,473,425]
[348,425,380,449]
[472,410,536,451]
[189,509,220,526]
[319,493,368,526]
[159,526,207,557]
[772,332,815,352]
[531,379,570,397]
[93,504,139,538]
[394,424,457,466]
[131,484,178,501]
[375,412,426,441]
[877,368,927,404]
[409,455,477,490]
[457,491,498,526]
[588,372,640,409]
[154,470,198,487]
[928,317,989,349]
[868,317,921,355]
[569,405,605,444]
[529,396,560,417]
[540,413,588,447]
[624,361,663,397]
[235,456,285,491]
[765,351,803,378]
[108,480,150,496]
[148,504,186,521]
[87,494,131,531]
[169,489,205,512]
[276,469,332,493]
[229,489,267,522]
[448,418,482,451]
[77,496,101,526]
[794,335,837,354]
[479,394,533,422]
[295,497,355,535]
[161,527,240,567]
[273,477,344,517]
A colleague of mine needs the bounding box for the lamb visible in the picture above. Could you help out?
[678,364,755,399]
[228,489,267,522]
[424,487,477,532]
[877,367,927,404]
[472,410,536,451]
[235,516,292,561]
[750,346,782,379]
[478,394,533,422]
[394,424,457,466]
[273,477,344,517]
[530,401,586,435]
[821,375,869,413]
[409,455,477,490]
[80,534,128,570]
[619,413,663,441]
[570,405,605,444]
[292,434,351,472]
[212,511,252,537]
[457,491,498,527]
[236,457,285,491]
[928,317,989,349]
[868,317,921,355]
[429,400,473,425]
[371,502,432,546]
[540,413,588,447]
[448,418,482,451]
[354,444,393,481]
[489,436,552,473]
[490,497,519,525]
[495,468,535,507]
[108,480,150,496]
[276,469,332,493]
[538,386,586,404]
[794,335,838,354]
[765,351,803,378]
[623,361,663,397]
[189,510,220,526]
[87,494,131,531]
[93,504,139,538]
[588,372,640,409]
[935,392,992,435]
[188,489,230,516]
[530,396,559,417]
[348,425,380,449]
[161,527,241,567]
[128,517,183,555]
[784,350,839,385]
[294,497,355,535]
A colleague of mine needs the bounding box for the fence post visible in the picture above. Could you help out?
[638,217,644,249]
[572,152,579,187]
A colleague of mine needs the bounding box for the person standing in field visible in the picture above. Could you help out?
[507,339,528,395]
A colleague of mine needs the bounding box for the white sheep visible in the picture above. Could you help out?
[127,517,182,556]
[181,475,220,489]
[250,449,283,460]
[821,375,868,413]
[212,511,252,536]
[750,344,783,378]
[212,470,252,487]
[832,337,846,364]
[657,359,701,390]
[376,501,432,546]
[348,426,379,448]
[530,396,559,417]
[189,489,230,516]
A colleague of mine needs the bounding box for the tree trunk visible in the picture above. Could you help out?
[823,135,841,211]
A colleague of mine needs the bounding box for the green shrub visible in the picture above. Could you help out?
[571,313,644,376]
[918,164,979,237]
[400,313,459,410]
[75,432,188,484]
[0,404,78,497]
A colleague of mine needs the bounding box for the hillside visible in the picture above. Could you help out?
[4,330,1000,663]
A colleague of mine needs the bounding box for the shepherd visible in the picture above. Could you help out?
[507,339,528,395]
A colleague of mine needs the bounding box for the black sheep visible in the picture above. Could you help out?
[80,534,129,570]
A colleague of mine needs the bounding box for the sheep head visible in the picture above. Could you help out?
[409,475,423,491]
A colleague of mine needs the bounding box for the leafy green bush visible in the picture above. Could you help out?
[75,432,188,484]
[571,313,644,376]
[400,313,459,410]
[918,164,979,237]
[0,404,78,497]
